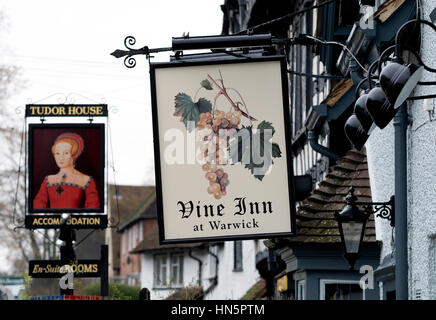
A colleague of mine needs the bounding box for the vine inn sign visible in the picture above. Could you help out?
[149,56,298,244]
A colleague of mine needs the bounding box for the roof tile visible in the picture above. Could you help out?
[276,149,375,245]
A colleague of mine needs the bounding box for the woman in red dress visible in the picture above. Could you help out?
[33,132,100,209]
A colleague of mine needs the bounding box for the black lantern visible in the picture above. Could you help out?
[335,187,395,270]
[334,187,369,270]
[344,115,368,151]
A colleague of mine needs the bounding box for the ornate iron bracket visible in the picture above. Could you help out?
[355,194,395,227]
[111,36,171,68]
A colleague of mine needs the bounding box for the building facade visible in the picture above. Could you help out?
[366,0,436,299]
[106,184,156,283]
[135,237,265,300]
[222,0,436,300]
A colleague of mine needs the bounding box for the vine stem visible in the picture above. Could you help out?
[227,87,253,127]
[207,74,257,121]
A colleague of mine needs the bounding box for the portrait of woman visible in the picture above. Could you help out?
[33,132,100,209]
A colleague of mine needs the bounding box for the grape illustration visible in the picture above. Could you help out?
[173,70,281,198]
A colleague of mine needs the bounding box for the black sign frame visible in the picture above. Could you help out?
[149,55,297,244]
[26,123,107,229]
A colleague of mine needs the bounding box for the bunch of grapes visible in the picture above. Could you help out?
[197,109,242,198]
[202,163,230,199]
[197,110,241,131]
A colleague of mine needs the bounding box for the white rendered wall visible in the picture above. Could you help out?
[366,123,395,261]
[406,1,436,300]
[139,240,265,300]
[367,1,436,299]
[204,240,264,300]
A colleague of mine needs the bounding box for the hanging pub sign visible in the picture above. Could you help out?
[26,123,106,229]
[150,56,296,243]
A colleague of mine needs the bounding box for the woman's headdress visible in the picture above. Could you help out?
[53,132,84,159]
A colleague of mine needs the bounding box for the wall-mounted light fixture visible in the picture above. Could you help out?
[379,19,436,109]
[354,77,377,134]
[344,76,377,150]
[344,114,368,151]
[344,19,436,150]
[335,187,394,270]
[363,51,397,130]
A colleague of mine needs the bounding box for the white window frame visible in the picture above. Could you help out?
[139,221,143,242]
[319,279,365,300]
[121,232,126,255]
[133,224,137,247]
[170,253,184,287]
[154,254,169,287]
[296,280,306,300]
[153,253,184,288]
[129,227,132,251]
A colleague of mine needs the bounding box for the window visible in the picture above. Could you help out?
[139,222,143,242]
[121,232,126,255]
[233,241,243,271]
[128,228,132,251]
[320,280,365,300]
[289,11,314,137]
[170,254,184,286]
[154,253,184,287]
[127,224,140,251]
[296,280,306,300]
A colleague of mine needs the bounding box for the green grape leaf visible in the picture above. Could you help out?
[196,98,212,114]
[174,93,200,132]
[272,143,282,158]
[200,79,213,90]
[257,120,275,136]
[228,121,282,181]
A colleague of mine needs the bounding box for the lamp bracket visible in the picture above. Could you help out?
[358,195,395,227]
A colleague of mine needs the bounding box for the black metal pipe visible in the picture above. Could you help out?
[172,34,272,51]
[393,103,408,300]
[308,130,341,161]
[207,247,219,286]
[100,245,109,297]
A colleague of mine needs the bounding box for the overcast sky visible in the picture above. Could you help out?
[0,0,224,273]
[0,0,224,186]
